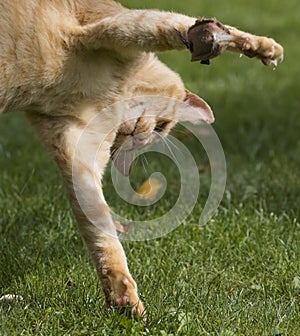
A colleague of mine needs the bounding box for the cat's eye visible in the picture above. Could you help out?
[154,120,169,132]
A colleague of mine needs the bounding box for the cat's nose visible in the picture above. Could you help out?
[133,136,147,147]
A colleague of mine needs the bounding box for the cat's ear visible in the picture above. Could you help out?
[178,89,215,124]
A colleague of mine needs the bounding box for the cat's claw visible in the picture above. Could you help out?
[114,295,144,316]
[115,295,129,305]
[261,45,284,67]
[228,31,284,67]
[242,36,284,67]
[115,277,144,316]
[103,273,145,317]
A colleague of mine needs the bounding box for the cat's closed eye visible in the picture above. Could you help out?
[154,120,171,132]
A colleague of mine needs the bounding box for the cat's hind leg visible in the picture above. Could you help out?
[26,111,144,316]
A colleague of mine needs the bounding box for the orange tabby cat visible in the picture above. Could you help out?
[0,0,283,315]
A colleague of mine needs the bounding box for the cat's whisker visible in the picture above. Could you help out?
[131,149,138,173]
[171,128,190,137]
[154,131,180,168]
[164,134,181,153]
[132,151,139,170]
[112,147,121,184]
[124,150,127,176]
[143,154,150,169]
[141,154,149,175]
[110,147,119,158]
[156,129,185,155]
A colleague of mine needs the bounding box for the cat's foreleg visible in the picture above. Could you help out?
[27,112,144,316]
[71,9,283,65]
[72,9,196,52]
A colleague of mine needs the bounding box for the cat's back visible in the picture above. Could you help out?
[0,1,73,113]
[0,0,124,114]
[0,1,72,75]
[0,0,122,60]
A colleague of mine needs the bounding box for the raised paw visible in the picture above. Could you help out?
[239,35,283,66]
[251,36,283,66]
[186,18,284,67]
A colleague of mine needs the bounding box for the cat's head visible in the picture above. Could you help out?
[111,89,214,175]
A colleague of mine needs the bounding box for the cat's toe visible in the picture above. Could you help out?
[236,35,284,67]
[115,295,130,306]
[103,272,145,316]
[131,300,145,317]
[116,277,145,316]
[114,295,145,317]
[258,38,284,66]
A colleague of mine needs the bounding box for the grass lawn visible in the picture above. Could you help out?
[1,0,300,335]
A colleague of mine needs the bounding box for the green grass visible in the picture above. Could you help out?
[1,0,300,335]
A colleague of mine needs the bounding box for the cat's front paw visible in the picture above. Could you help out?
[101,270,144,316]
[242,36,284,66]
[186,18,284,67]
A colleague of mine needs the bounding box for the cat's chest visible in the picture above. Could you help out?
[63,49,135,99]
